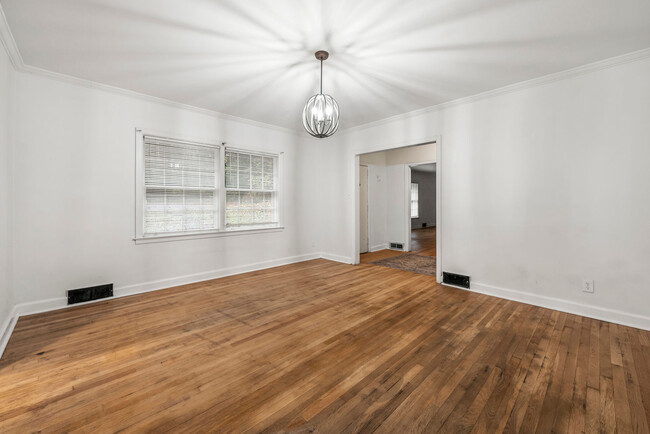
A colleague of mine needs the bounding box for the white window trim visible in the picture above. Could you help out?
[133,227,285,244]
[134,129,284,243]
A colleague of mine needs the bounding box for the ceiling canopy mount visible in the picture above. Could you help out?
[314,50,329,61]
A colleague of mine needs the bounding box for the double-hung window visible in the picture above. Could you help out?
[411,182,419,218]
[225,150,279,229]
[142,136,219,235]
[135,131,281,241]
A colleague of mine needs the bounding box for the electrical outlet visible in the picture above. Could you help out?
[582,280,594,293]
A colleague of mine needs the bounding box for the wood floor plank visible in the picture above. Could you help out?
[566,317,591,433]
[0,229,649,433]
[622,327,650,433]
[517,312,567,433]
[599,322,618,433]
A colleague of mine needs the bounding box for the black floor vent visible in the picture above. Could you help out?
[442,272,470,289]
[67,284,113,305]
[389,242,404,250]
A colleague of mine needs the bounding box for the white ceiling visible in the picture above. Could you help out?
[2,0,649,131]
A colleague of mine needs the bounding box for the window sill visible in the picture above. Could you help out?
[133,226,284,244]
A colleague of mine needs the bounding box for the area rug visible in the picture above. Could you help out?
[371,254,436,276]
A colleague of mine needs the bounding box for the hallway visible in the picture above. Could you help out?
[360,227,436,264]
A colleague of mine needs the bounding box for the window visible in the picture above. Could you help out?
[225,150,279,229]
[135,131,282,241]
[143,136,218,235]
[411,182,419,218]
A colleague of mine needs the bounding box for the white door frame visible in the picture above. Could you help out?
[406,160,436,253]
[353,135,442,283]
[359,164,369,254]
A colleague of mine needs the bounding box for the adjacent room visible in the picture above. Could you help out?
[0,1,649,432]
[358,144,438,278]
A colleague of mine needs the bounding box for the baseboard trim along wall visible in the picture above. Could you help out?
[0,252,353,358]
[320,253,354,264]
[14,253,324,317]
[4,255,648,359]
[467,282,650,332]
[0,305,19,360]
[369,244,389,252]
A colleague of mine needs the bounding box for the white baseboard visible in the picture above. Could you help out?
[369,244,388,252]
[0,252,357,358]
[116,253,322,299]
[0,252,323,358]
[319,252,353,264]
[0,305,19,359]
[13,253,322,318]
[467,282,650,331]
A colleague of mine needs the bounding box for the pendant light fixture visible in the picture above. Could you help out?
[302,50,340,138]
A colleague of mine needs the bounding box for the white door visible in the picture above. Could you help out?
[359,165,369,254]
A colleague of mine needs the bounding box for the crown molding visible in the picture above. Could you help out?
[20,63,302,135]
[0,4,301,137]
[2,3,649,138]
[0,2,23,69]
[340,47,650,136]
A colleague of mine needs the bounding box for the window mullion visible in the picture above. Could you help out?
[237,188,241,227]
[218,146,225,231]
[182,158,186,232]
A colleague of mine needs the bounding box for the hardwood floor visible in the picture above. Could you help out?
[409,226,437,257]
[1,249,649,432]
[361,227,436,264]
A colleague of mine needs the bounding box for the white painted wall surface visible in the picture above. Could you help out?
[359,143,436,167]
[0,43,15,341]
[385,165,408,248]
[385,143,436,166]
[9,71,323,307]
[366,165,387,251]
[359,152,386,166]
[330,56,650,327]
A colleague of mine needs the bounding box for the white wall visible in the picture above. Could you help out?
[329,56,650,328]
[9,71,323,308]
[359,152,386,166]
[385,164,410,248]
[360,143,436,166]
[366,164,387,251]
[0,42,15,342]
[385,143,436,166]
[366,164,412,251]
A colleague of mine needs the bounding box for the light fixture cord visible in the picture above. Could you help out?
[320,59,323,94]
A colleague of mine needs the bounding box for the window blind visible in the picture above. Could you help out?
[225,150,279,228]
[144,136,218,234]
[411,182,419,218]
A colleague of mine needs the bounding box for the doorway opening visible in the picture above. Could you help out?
[409,162,436,256]
[359,164,369,254]
[356,142,439,279]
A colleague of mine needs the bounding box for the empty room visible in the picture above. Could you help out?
[0,1,649,432]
